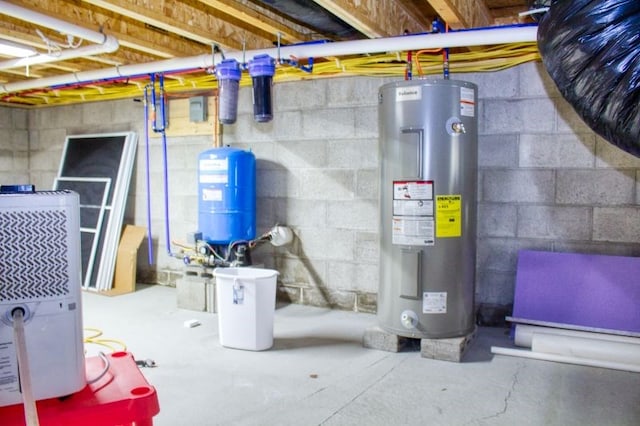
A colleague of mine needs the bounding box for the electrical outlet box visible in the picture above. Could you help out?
[189,96,207,122]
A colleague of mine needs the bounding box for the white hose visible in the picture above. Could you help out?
[12,309,40,426]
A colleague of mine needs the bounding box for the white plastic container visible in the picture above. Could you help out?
[213,267,279,351]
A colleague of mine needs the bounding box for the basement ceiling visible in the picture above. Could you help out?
[0,0,536,105]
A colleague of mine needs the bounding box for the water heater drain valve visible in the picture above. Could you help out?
[400,310,419,329]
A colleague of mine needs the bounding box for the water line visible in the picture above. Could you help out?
[0,25,538,94]
[157,74,173,256]
[143,85,154,265]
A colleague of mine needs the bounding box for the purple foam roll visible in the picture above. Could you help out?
[512,250,640,334]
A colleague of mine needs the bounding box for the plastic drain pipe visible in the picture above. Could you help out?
[12,308,40,426]
[0,25,538,94]
[0,0,119,71]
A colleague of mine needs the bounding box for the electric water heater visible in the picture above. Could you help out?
[378,79,478,339]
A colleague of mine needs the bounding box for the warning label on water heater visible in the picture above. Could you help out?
[423,292,447,314]
[460,87,475,117]
[436,195,462,238]
[392,180,434,246]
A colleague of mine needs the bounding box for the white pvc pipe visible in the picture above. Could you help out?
[531,333,640,366]
[0,35,119,70]
[514,324,640,348]
[491,346,640,373]
[0,0,107,44]
[0,25,538,94]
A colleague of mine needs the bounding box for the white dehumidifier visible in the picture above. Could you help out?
[0,187,86,407]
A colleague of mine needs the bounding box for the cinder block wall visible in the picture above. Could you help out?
[7,60,640,317]
[0,107,29,184]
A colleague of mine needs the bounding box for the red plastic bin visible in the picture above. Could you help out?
[1,351,160,426]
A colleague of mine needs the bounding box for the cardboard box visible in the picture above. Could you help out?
[107,225,146,295]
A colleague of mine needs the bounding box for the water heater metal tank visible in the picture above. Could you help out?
[378,79,478,339]
[198,147,256,245]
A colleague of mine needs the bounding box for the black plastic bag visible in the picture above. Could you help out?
[538,0,640,157]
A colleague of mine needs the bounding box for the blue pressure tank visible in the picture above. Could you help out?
[198,147,256,244]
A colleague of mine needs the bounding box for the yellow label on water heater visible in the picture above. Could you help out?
[436,195,462,238]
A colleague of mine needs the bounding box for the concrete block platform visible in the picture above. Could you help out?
[363,325,477,362]
[176,266,216,312]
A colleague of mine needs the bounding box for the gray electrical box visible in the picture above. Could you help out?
[189,96,207,122]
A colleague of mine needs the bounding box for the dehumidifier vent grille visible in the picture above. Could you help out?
[0,209,70,301]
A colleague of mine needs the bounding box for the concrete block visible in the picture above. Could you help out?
[0,151,12,170]
[519,133,595,168]
[327,138,377,169]
[478,134,518,168]
[273,256,326,288]
[356,292,377,314]
[593,207,640,243]
[327,199,378,231]
[595,136,640,168]
[326,261,378,293]
[82,101,113,126]
[355,231,379,262]
[0,107,12,129]
[273,198,327,228]
[477,237,552,273]
[274,139,328,169]
[481,170,555,203]
[475,269,517,306]
[111,98,143,124]
[471,67,518,98]
[482,98,555,135]
[297,227,355,260]
[356,169,378,199]
[517,205,592,240]
[556,97,592,133]
[327,77,380,107]
[556,169,635,205]
[257,169,298,198]
[354,106,378,138]
[272,111,304,141]
[518,61,560,98]
[302,108,355,139]
[478,203,517,238]
[205,280,216,313]
[420,326,477,362]
[11,109,28,130]
[176,277,207,311]
[297,169,355,200]
[363,326,412,353]
[275,80,327,111]
[301,287,356,310]
[10,130,29,150]
[31,128,67,151]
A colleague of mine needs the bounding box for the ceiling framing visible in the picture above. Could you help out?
[0,0,534,104]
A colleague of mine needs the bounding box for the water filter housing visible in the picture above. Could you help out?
[198,147,256,245]
[378,79,478,339]
[0,189,86,407]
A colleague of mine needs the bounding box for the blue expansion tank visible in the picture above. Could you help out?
[198,147,256,244]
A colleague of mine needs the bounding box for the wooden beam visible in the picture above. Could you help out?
[312,0,428,38]
[82,0,272,51]
[195,0,311,44]
[6,0,205,59]
[425,0,493,29]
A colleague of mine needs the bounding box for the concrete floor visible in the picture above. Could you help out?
[82,285,640,426]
